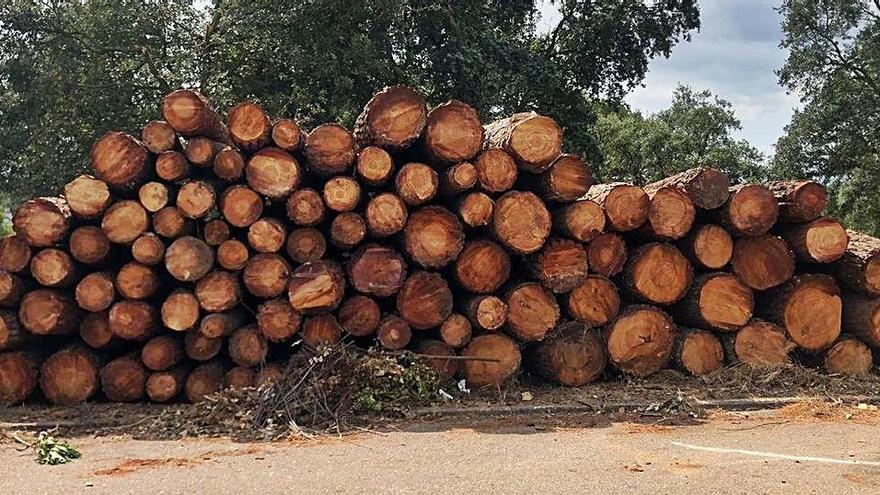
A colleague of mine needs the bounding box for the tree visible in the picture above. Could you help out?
[0,0,700,203]
[774,0,880,235]
[594,85,766,184]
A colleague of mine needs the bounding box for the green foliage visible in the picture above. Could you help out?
[352,350,443,414]
[34,431,81,465]
[0,0,700,202]
[773,0,880,235]
[594,85,767,184]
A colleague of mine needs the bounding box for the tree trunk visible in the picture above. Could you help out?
[622,243,693,305]
[461,334,521,387]
[642,167,730,210]
[244,253,292,299]
[356,147,394,187]
[421,99,483,164]
[0,235,32,273]
[141,120,178,154]
[152,206,193,239]
[203,219,230,247]
[724,319,793,366]
[396,271,454,330]
[504,282,560,342]
[404,206,464,268]
[13,197,71,247]
[194,270,240,312]
[101,200,149,244]
[354,85,427,151]
[676,224,733,271]
[184,329,222,361]
[285,228,326,265]
[492,191,551,255]
[675,272,754,332]
[301,314,342,348]
[463,295,509,332]
[199,309,248,339]
[396,162,439,206]
[303,123,357,175]
[604,305,675,376]
[483,112,562,173]
[731,235,795,290]
[566,275,620,327]
[528,237,588,293]
[337,295,380,337]
[554,200,605,242]
[828,231,880,296]
[156,150,191,182]
[229,324,268,367]
[841,293,880,348]
[365,193,408,237]
[582,183,649,232]
[247,218,286,253]
[177,179,216,219]
[185,361,226,403]
[377,314,412,350]
[19,288,80,335]
[68,226,112,267]
[147,366,189,403]
[30,249,77,288]
[213,146,246,182]
[109,300,159,341]
[225,366,256,390]
[453,239,510,294]
[637,184,696,240]
[758,274,842,352]
[286,188,326,227]
[587,233,627,277]
[90,131,151,190]
[271,118,304,152]
[138,181,170,213]
[162,89,231,143]
[0,271,25,307]
[116,261,160,300]
[64,175,112,219]
[256,298,301,342]
[288,260,345,314]
[100,354,147,402]
[161,289,200,332]
[474,149,518,193]
[165,236,215,282]
[75,271,116,312]
[228,101,271,151]
[347,244,407,298]
[0,351,40,405]
[535,154,593,202]
[329,212,366,250]
[0,310,32,350]
[217,239,251,271]
[415,340,460,380]
[527,321,606,386]
[672,328,724,376]
[246,147,302,199]
[716,184,779,236]
[323,176,362,213]
[79,311,117,350]
[440,313,473,348]
[40,346,100,405]
[141,335,184,372]
[220,185,264,228]
[823,337,873,375]
[440,162,478,195]
[131,234,166,266]
[766,180,827,223]
[457,192,494,228]
[777,217,848,263]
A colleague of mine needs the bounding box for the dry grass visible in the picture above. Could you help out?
[779,400,880,425]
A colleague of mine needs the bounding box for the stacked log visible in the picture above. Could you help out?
[0,85,875,407]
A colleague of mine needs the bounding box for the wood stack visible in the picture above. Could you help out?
[0,86,875,407]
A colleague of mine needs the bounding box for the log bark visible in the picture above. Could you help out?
[717,184,779,236]
[404,206,464,268]
[132,233,166,266]
[177,179,216,219]
[440,313,473,348]
[161,289,201,332]
[778,217,848,263]
[109,300,159,341]
[422,100,483,164]
[354,85,427,151]
[141,335,184,371]
[554,200,605,242]
[676,224,733,271]
[185,361,226,403]
[40,346,100,405]
[229,324,269,367]
[0,271,25,307]
[203,219,230,247]
[824,337,873,375]
[0,351,40,405]
[100,355,147,402]
[396,162,439,206]
[377,314,412,350]
[528,321,606,386]
[0,235,31,273]
[0,310,31,350]
[637,185,696,240]
[504,283,559,342]
[288,260,345,314]
[220,185,264,228]
[195,270,240,312]
[347,244,407,298]
[416,340,460,380]
[155,150,191,182]
[304,123,357,175]
[271,118,304,152]
[365,193,408,237]
[301,314,342,348]
[165,236,215,282]
[199,309,248,339]
[228,101,271,151]
[453,239,510,294]
[841,293,880,348]
[759,274,842,352]
[492,191,551,255]
[724,319,793,366]
[152,206,193,239]
[247,218,286,253]
[604,305,675,377]
[535,154,593,202]
[13,197,71,247]
[440,162,478,195]
[147,366,189,403]
[396,271,454,330]
[217,239,250,271]
[162,89,231,143]
[64,174,112,219]
[246,147,302,199]
[141,120,178,154]
[256,298,301,343]
[673,328,724,376]
[286,228,326,265]
[329,212,367,250]
[475,149,518,193]
[90,131,151,190]
[766,180,827,223]
[643,167,730,210]
[675,272,754,332]
[79,311,114,349]
[457,192,494,228]
[461,334,521,387]
[116,261,160,300]
[74,271,116,312]
[101,200,149,244]
[213,146,246,182]
[463,295,508,332]
[337,295,380,337]
[286,188,326,227]
[529,238,588,293]
[587,233,627,277]
[731,235,795,290]
[356,146,394,187]
[138,181,170,213]
[483,112,562,173]
[19,288,80,335]
[244,253,292,299]
[583,183,649,232]
[622,243,693,305]
[566,275,620,327]
[184,329,222,361]
[828,231,880,296]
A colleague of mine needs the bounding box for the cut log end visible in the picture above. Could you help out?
[247,147,301,199]
[286,188,326,227]
[484,113,562,173]
[13,197,71,247]
[530,238,588,293]
[505,283,559,342]
[337,296,380,337]
[301,314,342,348]
[423,100,483,163]
[304,123,356,175]
[730,320,793,366]
[679,224,733,270]
[466,295,509,331]
[475,149,518,193]
[732,235,795,290]
[396,271,454,330]
[288,261,345,315]
[675,329,724,376]
[271,118,304,152]
[643,186,696,240]
[286,228,326,265]
[404,206,464,269]
[65,175,111,219]
[356,146,394,186]
[396,163,439,206]
[722,185,779,236]
[780,217,849,263]
[228,101,271,151]
[539,154,593,202]
[40,347,99,405]
[454,240,510,294]
[824,338,873,375]
[365,193,408,237]
[556,200,605,243]
[461,334,521,387]
[567,275,620,327]
[624,243,693,305]
[528,322,606,386]
[348,244,407,298]
[377,315,412,350]
[355,85,427,151]
[457,192,494,228]
[244,254,292,299]
[767,180,828,223]
[605,305,675,377]
[492,191,551,255]
[440,313,473,348]
[0,351,40,405]
[101,355,148,402]
[90,131,150,190]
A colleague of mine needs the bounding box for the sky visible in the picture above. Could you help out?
[539,1,799,156]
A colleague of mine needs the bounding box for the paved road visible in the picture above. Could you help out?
[2,412,879,494]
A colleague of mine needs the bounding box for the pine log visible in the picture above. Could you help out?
[483,112,562,173]
[301,314,342,348]
[138,181,170,213]
[199,310,248,339]
[583,183,649,232]
[463,295,508,332]
[304,123,357,175]
[453,239,510,294]
[288,260,345,314]
[90,131,151,190]
[675,272,754,332]
[622,243,693,305]
[766,180,827,223]
[100,355,147,402]
[40,347,100,405]
[228,101,271,151]
[195,270,240,312]
[0,271,25,307]
[644,168,730,210]
[286,188,326,227]
[504,283,559,341]
[68,226,111,266]
[554,200,605,242]
[286,228,326,265]
[416,340,460,380]
[724,319,793,366]
[404,206,464,268]
[778,217,848,263]
[566,275,621,327]
[185,361,226,403]
[759,274,842,352]
[457,191,495,228]
[19,288,80,335]
[146,366,189,403]
[165,236,214,282]
[676,224,733,271]
[217,239,250,271]
[254,362,284,388]
[536,154,593,202]
[79,311,115,350]
[365,193,408,237]
[155,150,191,182]
[225,367,256,390]
[354,85,427,151]
[247,218,286,253]
[0,351,40,405]
[246,147,302,199]
[141,120,179,154]
[461,334,521,387]
[213,146,246,182]
[528,322,606,386]
[329,212,366,250]
[141,335,184,371]
[731,235,795,290]
[475,149,518,193]
[74,272,116,312]
[356,146,394,187]
[604,305,675,376]
[152,206,193,239]
[183,138,219,169]
[337,295,380,337]
[323,176,361,213]
[244,253,292,299]
[116,261,160,300]
[422,100,483,163]
[271,118,304,152]
[440,313,473,348]
[673,328,724,376]
[256,298,301,343]
[347,244,407,297]
[529,238,588,293]
[0,235,31,273]
[64,174,112,219]
[161,289,201,331]
[229,324,268,367]
[841,294,880,348]
[177,179,215,219]
[184,329,222,361]
[102,200,149,244]
[109,300,159,341]
[717,184,779,236]
[396,271,454,330]
[0,310,32,350]
[638,184,696,240]
[203,219,230,247]
[587,233,627,277]
[827,231,880,296]
[162,89,231,143]
[13,197,71,247]
[131,233,166,266]
[440,162,478,195]
[492,191,551,254]
[220,185,264,228]
[377,314,412,350]
[396,162,439,206]
[824,337,873,375]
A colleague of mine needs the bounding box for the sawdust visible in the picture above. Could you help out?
[778,400,880,425]
[618,422,675,435]
[92,457,200,477]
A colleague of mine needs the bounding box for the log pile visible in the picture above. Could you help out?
[0,86,877,407]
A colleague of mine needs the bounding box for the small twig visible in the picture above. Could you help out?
[393,351,502,363]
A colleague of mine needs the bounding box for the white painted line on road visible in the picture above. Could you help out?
[670,441,880,466]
